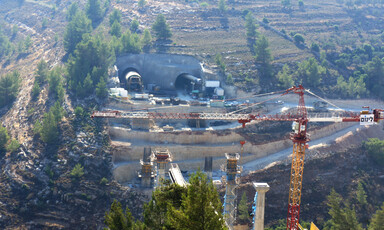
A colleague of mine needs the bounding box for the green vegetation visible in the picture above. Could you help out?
[86,0,104,26]
[142,29,152,50]
[245,12,259,41]
[105,200,138,230]
[277,64,294,88]
[0,29,14,58]
[226,73,233,85]
[35,60,49,85]
[152,14,172,40]
[67,34,113,98]
[298,0,304,9]
[106,171,226,229]
[297,57,325,88]
[168,171,225,229]
[74,106,84,119]
[66,2,78,21]
[48,67,65,102]
[120,30,142,53]
[0,126,10,154]
[311,43,320,53]
[323,189,363,230]
[130,19,139,33]
[281,0,291,9]
[0,71,20,108]
[254,35,273,79]
[110,21,122,37]
[100,177,108,185]
[64,11,92,54]
[336,75,367,98]
[363,138,384,166]
[6,139,20,153]
[262,17,269,24]
[215,54,226,73]
[293,33,305,45]
[31,81,40,100]
[109,9,122,26]
[218,0,227,12]
[200,2,209,8]
[70,163,84,179]
[40,111,59,144]
[238,192,249,222]
[369,203,384,230]
[138,0,146,8]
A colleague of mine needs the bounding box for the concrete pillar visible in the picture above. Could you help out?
[204,156,213,180]
[139,147,154,188]
[253,182,270,230]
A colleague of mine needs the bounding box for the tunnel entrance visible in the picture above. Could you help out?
[121,68,143,92]
[175,73,202,94]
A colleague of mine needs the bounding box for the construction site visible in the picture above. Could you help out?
[91,54,384,230]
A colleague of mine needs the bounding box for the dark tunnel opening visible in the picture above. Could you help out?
[175,73,202,93]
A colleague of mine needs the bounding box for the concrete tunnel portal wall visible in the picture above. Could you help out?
[116,54,204,92]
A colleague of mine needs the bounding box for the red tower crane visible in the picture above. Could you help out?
[91,85,383,229]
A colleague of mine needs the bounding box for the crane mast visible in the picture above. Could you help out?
[286,86,309,230]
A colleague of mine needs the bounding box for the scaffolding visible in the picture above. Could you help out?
[222,153,242,230]
[138,147,154,188]
[151,148,172,188]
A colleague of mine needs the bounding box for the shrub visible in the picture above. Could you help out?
[70,163,84,179]
[6,139,20,153]
[363,138,384,165]
[100,177,108,185]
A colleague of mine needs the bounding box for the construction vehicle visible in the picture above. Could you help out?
[91,85,383,229]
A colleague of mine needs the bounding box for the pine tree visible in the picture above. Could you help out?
[130,19,139,33]
[254,35,273,78]
[142,29,152,49]
[64,11,92,54]
[325,189,362,230]
[66,2,78,21]
[86,0,103,25]
[105,200,134,230]
[238,192,249,222]
[218,0,227,12]
[356,182,367,206]
[35,60,49,85]
[277,64,294,88]
[96,78,108,99]
[369,203,384,230]
[0,71,20,108]
[70,163,84,179]
[168,171,226,230]
[0,126,9,154]
[83,74,94,97]
[144,181,187,229]
[31,80,40,100]
[109,9,121,26]
[40,112,58,144]
[152,14,172,40]
[50,101,64,123]
[110,20,122,37]
[245,12,259,41]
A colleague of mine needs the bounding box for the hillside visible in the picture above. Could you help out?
[0,0,383,229]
